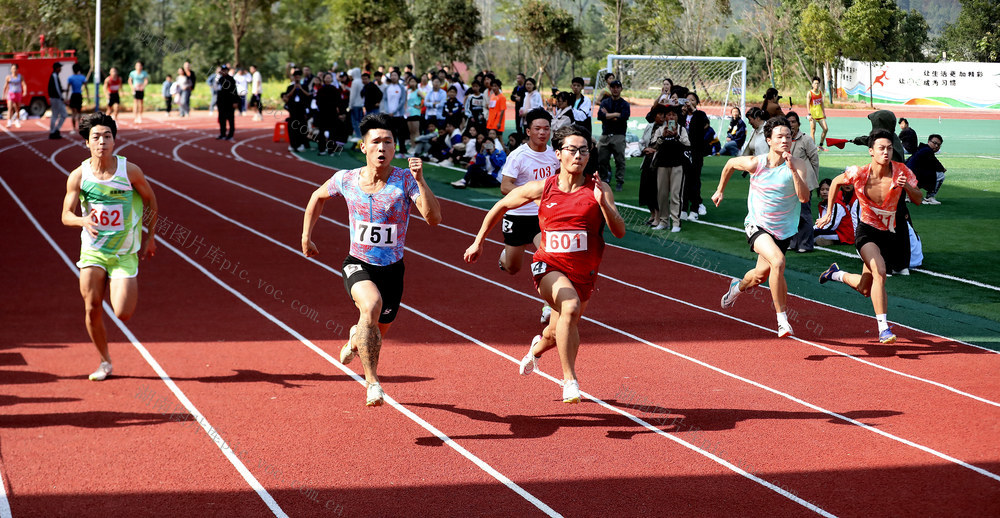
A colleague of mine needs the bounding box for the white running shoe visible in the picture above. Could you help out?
[720,279,741,309]
[652,222,669,230]
[519,335,542,376]
[562,379,581,404]
[777,322,794,338]
[697,203,707,216]
[679,211,689,221]
[89,361,113,381]
[540,304,552,323]
[670,226,681,233]
[340,325,358,365]
[687,212,699,221]
[366,382,384,407]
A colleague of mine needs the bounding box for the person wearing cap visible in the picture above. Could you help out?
[597,79,629,191]
[48,62,68,139]
[215,65,239,140]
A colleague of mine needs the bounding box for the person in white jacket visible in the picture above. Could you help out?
[347,67,364,139]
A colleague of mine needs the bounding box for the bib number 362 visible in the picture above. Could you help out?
[89,203,124,232]
[546,230,587,253]
[354,222,397,247]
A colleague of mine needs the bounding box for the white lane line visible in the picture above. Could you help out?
[441,195,1000,355]
[126,147,835,516]
[0,176,289,518]
[141,139,1000,485]
[154,135,1000,406]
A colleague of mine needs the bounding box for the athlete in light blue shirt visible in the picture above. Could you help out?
[712,116,811,338]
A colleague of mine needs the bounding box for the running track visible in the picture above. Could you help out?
[1,113,998,517]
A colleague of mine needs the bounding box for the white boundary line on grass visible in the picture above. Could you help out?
[133,136,1000,486]
[613,200,1000,293]
[0,176,289,518]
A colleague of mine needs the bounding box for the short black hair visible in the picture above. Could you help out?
[687,91,700,103]
[361,72,370,78]
[79,112,118,140]
[360,113,396,140]
[867,128,895,148]
[928,134,943,143]
[447,85,457,92]
[525,77,536,87]
[899,117,908,124]
[812,76,821,83]
[604,72,615,82]
[492,79,502,89]
[552,124,591,150]
[571,77,584,86]
[785,110,800,123]
[525,107,553,128]
[763,116,791,139]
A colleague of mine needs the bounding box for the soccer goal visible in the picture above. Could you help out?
[595,54,747,135]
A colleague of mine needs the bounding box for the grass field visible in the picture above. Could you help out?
[301,113,1000,348]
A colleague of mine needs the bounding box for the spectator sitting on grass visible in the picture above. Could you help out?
[411,120,439,158]
[451,137,507,189]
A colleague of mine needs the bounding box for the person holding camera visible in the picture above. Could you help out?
[652,105,689,231]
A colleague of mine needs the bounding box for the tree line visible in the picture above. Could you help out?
[0,0,995,90]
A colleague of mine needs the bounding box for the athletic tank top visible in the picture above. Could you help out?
[533,175,606,286]
[106,76,122,93]
[79,156,143,255]
[745,154,800,240]
[808,90,824,119]
[8,74,22,93]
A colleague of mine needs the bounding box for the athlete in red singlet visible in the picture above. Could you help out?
[464,125,626,403]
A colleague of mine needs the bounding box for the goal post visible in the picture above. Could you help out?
[594,54,747,137]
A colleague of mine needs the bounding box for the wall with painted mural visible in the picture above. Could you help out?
[837,59,1000,110]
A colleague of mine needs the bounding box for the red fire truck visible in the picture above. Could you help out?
[1,47,79,117]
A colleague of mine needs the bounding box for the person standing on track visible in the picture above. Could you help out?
[3,63,25,128]
[301,113,442,407]
[128,61,149,124]
[464,125,627,404]
[712,116,812,338]
[807,77,828,151]
[215,65,238,140]
[61,112,158,381]
[816,129,923,344]
[104,67,123,121]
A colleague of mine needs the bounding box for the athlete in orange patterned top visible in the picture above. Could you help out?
[464,125,626,404]
[816,129,922,344]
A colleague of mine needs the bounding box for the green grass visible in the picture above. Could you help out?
[299,114,1000,350]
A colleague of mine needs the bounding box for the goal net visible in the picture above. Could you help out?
[594,55,747,136]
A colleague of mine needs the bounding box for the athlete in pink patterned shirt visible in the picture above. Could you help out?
[302,113,441,406]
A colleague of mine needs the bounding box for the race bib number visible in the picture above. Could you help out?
[870,206,897,232]
[501,218,514,234]
[546,230,587,253]
[89,203,124,232]
[354,222,397,247]
[530,261,548,275]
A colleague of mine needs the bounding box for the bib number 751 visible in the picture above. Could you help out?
[354,222,397,247]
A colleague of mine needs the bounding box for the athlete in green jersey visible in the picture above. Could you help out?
[61,113,158,381]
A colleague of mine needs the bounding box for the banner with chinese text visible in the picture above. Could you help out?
[837,59,1000,110]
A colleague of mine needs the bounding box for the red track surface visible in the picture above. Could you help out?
[2,112,999,517]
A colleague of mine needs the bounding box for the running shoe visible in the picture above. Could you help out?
[697,203,707,216]
[498,249,507,272]
[519,335,542,376]
[720,279,741,309]
[670,226,681,233]
[879,327,897,344]
[923,197,940,205]
[777,322,793,338]
[562,379,581,404]
[88,361,113,381]
[652,222,669,230]
[819,263,840,284]
[340,325,358,365]
[687,212,699,221]
[540,304,552,323]
[366,382,384,407]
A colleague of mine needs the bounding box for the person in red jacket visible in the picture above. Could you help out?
[464,125,626,404]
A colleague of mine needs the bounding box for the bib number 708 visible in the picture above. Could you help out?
[354,222,397,247]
